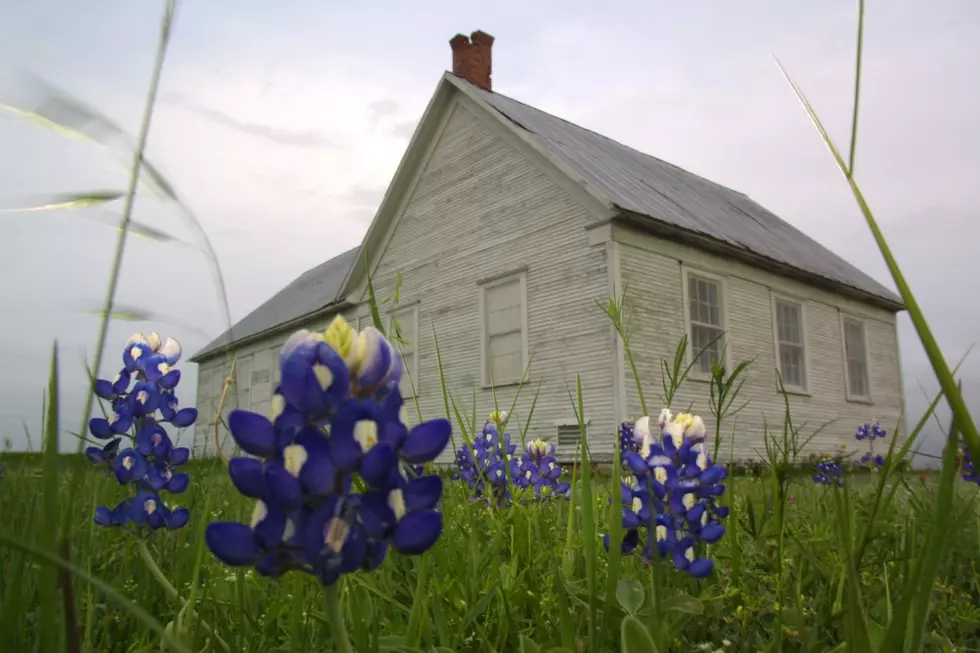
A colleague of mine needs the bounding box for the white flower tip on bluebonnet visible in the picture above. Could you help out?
[146,332,162,351]
[159,337,182,365]
[687,415,706,440]
[353,327,388,377]
[662,419,685,442]
[526,438,551,457]
[657,408,673,430]
[280,329,323,364]
[127,332,147,346]
[488,410,508,425]
[634,416,652,441]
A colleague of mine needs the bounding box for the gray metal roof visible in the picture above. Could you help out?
[471,86,901,306]
[191,247,359,361]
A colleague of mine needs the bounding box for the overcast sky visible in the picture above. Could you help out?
[0,0,977,459]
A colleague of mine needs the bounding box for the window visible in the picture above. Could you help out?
[773,297,808,391]
[270,344,282,388]
[842,316,871,400]
[388,304,419,398]
[480,271,528,387]
[235,355,252,411]
[685,270,726,374]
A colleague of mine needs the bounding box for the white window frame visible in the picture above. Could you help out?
[840,313,873,403]
[681,266,730,379]
[478,269,530,388]
[770,293,811,394]
[388,303,420,398]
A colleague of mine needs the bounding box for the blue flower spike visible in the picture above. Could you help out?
[603,408,728,578]
[88,332,193,534]
[451,411,568,506]
[855,420,888,470]
[205,316,452,590]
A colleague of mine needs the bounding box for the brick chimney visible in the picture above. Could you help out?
[449,30,494,91]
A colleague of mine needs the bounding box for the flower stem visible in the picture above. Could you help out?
[136,540,180,603]
[322,583,354,653]
[136,540,230,652]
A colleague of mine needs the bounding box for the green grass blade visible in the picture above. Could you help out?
[880,413,961,651]
[906,414,961,650]
[848,0,866,174]
[39,342,62,653]
[603,420,624,631]
[571,376,598,651]
[0,190,124,213]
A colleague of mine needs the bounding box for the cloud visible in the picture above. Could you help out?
[390,119,417,139]
[161,92,337,149]
[367,98,399,126]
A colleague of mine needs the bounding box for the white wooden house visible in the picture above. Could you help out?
[190,31,905,462]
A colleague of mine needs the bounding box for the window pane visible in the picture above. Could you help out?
[485,280,521,313]
[776,301,803,345]
[844,321,866,360]
[691,324,723,373]
[490,351,523,384]
[399,351,416,397]
[271,346,282,387]
[848,359,868,396]
[236,357,252,411]
[780,343,806,388]
[398,310,417,344]
[487,305,522,336]
[688,275,721,327]
[489,331,523,382]
[843,319,869,396]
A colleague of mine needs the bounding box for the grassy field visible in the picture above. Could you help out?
[1,448,979,652]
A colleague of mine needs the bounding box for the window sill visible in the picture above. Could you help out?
[481,380,531,390]
[846,396,874,405]
[687,374,714,385]
[779,386,812,398]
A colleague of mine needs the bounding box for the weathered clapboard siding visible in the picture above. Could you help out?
[359,99,617,462]
[614,224,903,459]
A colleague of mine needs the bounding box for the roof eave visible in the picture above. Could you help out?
[613,212,905,312]
[189,299,354,364]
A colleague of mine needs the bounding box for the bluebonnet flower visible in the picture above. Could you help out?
[518,439,571,500]
[619,420,638,458]
[454,419,519,506]
[604,409,728,579]
[812,458,845,486]
[962,447,980,485]
[855,420,887,469]
[87,332,193,532]
[204,316,451,586]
